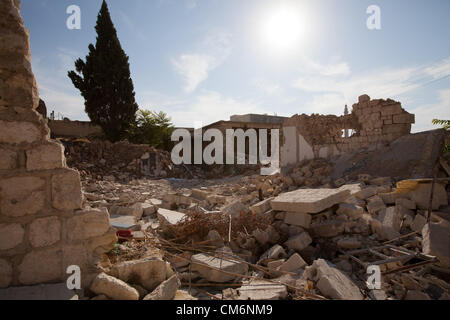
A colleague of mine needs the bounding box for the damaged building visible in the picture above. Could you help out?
[0,0,449,301]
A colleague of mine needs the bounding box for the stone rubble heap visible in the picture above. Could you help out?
[73,163,450,300]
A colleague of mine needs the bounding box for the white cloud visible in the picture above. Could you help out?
[172,31,232,93]
[411,89,450,133]
[292,58,450,117]
[252,78,281,95]
[425,58,450,79]
[167,91,270,128]
[172,54,214,93]
[298,56,351,76]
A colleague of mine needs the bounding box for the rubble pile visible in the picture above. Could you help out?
[76,155,450,300]
[62,138,184,180]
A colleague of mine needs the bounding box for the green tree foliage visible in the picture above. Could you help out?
[68,0,138,142]
[432,119,450,153]
[128,110,175,150]
[432,119,450,130]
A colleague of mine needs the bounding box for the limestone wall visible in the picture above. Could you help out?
[281,95,415,166]
[0,0,116,289]
[48,120,102,138]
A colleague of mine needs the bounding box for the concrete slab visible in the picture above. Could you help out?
[271,188,350,214]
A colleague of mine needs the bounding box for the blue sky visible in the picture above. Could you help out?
[22,0,450,131]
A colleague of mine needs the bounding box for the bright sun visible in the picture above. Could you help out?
[261,6,305,52]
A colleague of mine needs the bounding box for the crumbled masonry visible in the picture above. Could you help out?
[0,0,450,300]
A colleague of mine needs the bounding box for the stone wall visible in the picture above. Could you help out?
[48,120,102,138]
[281,94,415,166]
[0,0,116,289]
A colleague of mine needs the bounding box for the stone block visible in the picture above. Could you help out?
[110,258,169,291]
[191,250,248,283]
[284,232,312,252]
[66,208,110,241]
[376,207,401,240]
[0,148,17,170]
[271,188,350,214]
[422,221,450,268]
[278,253,307,272]
[0,259,13,288]
[0,223,24,250]
[62,244,88,271]
[337,203,364,219]
[411,214,427,232]
[238,280,287,300]
[29,216,60,248]
[355,186,378,200]
[143,275,180,300]
[221,201,249,218]
[26,141,65,171]
[393,113,415,124]
[0,176,45,217]
[250,197,274,215]
[157,208,186,233]
[395,198,416,210]
[0,120,41,144]
[366,196,386,214]
[90,273,139,300]
[51,169,82,210]
[284,212,312,228]
[311,220,345,238]
[306,259,363,300]
[18,247,62,285]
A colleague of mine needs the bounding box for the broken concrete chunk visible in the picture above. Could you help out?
[221,201,249,218]
[355,186,378,200]
[190,189,209,201]
[422,221,450,268]
[411,214,427,232]
[396,180,448,210]
[142,203,156,216]
[110,258,168,291]
[260,244,287,262]
[307,259,363,300]
[376,207,401,240]
[191,250,249,283]
[143,275,180,300]
[110,215,140,231]
[337,238,362,249]
[311,220,345,238]
[338,184,363,196]
[395,198,416,210]
[271,188,350,214]
[284,232,312,252]
[278,253,307,272]
[207,230,225,247]
[90,273,139,300]
[238,280,288,300]
[366,196,386,215]
[114,203,144,221]
[283,212,312,228]
[337,203,364,219]
[250,197,274,215]
[157,208,186,232]
[370,177,392,186]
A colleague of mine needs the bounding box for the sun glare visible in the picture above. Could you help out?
[261,6,305,53]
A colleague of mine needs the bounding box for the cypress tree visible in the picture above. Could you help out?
[68,0,138,142]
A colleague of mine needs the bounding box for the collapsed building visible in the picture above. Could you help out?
[0,0,449,301]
